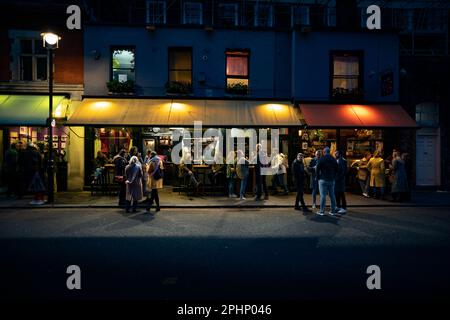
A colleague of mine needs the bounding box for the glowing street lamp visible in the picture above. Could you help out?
[41,32,61,203]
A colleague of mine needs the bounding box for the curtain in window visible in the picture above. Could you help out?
[333,56,359,76]
[226,56,248,76]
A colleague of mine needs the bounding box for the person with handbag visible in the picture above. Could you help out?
[146,151,164,212]
[124,156,143,213]
[113,149,127,206]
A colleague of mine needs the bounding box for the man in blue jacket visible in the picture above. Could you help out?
[316,147,338,216]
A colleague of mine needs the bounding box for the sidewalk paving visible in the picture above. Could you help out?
[0,188,449,208]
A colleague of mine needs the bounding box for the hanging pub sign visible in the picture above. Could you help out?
[381,70,394,97]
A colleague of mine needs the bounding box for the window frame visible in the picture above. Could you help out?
[146,0,166,24]
[254,3,273,27]
[18,38,48,82]
[168,47,193,85]
[218,2,239,27]
[291,5,310,27]
[225,49,250,93]
[183,1,203,25]
[329,50,364,100]
[110,46,136,82]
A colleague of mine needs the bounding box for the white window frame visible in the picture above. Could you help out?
[254,3,273,27]
[146,0,166,24]
[327,7,336,27]
[183,2,203,25]
[218,3,239,26]
[291,6,310,27]
[9,30,49,82]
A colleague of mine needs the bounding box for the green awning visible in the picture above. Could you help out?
[0,95,67,126]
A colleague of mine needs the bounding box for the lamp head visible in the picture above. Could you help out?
[41,32,61,49]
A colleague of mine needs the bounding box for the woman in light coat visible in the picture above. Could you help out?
[125,156,143,212]
[367,151,385,199]
[146,151,164,212]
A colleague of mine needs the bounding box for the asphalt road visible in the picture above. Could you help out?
[1,206,450,300]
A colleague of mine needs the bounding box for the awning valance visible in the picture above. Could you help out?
[0,95,67,126]
[299,104,417,128]
[66,98,302,127]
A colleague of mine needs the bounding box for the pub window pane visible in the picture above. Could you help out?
[226,78,249,86]
[111,48,135,82]
[183,2,203,25]
[168,48,192,84]
[34,39,47,55]
[147,0,166,24]
[333,56,359,76]
[169,70,192,83]
[331,53,362,98]
[292,6,310,26]
[36,57,48,81]
[218,3,238,26]
[226,51,249,94]
[20,39,32,54]
[226,55,248,77]
[20,56,32,81]
[255,3,273,27]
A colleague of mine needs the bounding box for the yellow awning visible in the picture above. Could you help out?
[66,98,301,127]
[0,95,68,126]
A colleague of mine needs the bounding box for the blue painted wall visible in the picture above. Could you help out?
[293,31,399,101]
[84,25,292,98]
[84,26,399,101]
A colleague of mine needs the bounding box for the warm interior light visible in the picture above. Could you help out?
[171,102,186,110]
[91,101,111,109]
[54,104,63,118]
[298,130,303,136]
[267,104,285,111]
[351,105,371,117]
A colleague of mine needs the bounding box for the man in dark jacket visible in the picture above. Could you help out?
[113,149,127,206]
[292,153,311,212]
[4,143,19,197]
[334,150,347,214]
[316,147,338,216]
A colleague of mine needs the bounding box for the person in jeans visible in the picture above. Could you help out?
[334,150,347,214]
[225,151,238,198]
[308,150,322,209]
[292,153,311,212]
[315,147,338,216]
[146,151,163,212]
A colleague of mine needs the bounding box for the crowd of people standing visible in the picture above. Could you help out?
[3,140,62,205]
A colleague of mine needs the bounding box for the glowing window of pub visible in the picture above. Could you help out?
[226,51,249,92]
[168,47,192,85]
[111,47,135,82]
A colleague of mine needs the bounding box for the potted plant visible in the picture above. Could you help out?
[226,82,248,95]
[332,87,364,100]
[106,80,135,95]
[165,81,192,95]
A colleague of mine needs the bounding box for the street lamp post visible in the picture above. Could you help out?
[41,32,60,204]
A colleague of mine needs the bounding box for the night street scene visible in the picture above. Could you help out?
[1,0,450,316]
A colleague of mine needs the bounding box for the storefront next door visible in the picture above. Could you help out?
[416,128,441,186]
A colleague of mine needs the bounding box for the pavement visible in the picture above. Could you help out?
[0,188,449,208]
[1,206,450,300]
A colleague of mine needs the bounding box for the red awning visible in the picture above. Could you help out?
[299,104,417,128]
